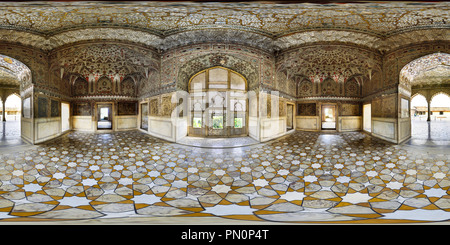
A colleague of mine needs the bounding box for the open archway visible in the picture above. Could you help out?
[187,66,248,138]
[0,54,31,146]
[402,53,450,145]
[411,93,428,120]
[3,93,21,121]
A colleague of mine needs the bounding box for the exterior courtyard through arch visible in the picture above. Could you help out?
[0,1,449,226]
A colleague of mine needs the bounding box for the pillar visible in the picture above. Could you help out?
[2,98,5,122]
[427,99,431,122]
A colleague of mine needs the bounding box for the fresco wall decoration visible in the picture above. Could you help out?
[50,99,60,117]
[73,102,91,116]
[339,103,361,116]
[37,96,48,118]
[277,44,382,98]
[372,94,397,118]
[298,103,317,116]
[118,101,138,116]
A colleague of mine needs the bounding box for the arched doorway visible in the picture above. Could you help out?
[3,93,21,121]
[402,52,450,145]
[188,66,247,137]
[0,94,22,145]
[411,94,428,121]
[430,93,450,121]
[0,54,31,146]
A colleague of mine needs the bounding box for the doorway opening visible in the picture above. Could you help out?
[188,66,247,137]
[140,102,148,131]
[287,103,294,131]
[61,102,70,132]
[0,94,22,146]
[97,104,112,130]
[321,105,336,130]
[1,94,21,122]
[363,103,371,132]
[410,93,450,144]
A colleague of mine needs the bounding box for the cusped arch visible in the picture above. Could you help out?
[188,66,247,92]
[72,76,89,96]
[344,77,360,97]
[120,76,136,96]
[430,91,450,103]
[297,77,313,97]
[96,76,113,94]
[177,53,258,92]
[321,77,338,96]
[411,92,427,101]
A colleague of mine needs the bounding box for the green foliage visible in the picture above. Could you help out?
[234,118,242,128]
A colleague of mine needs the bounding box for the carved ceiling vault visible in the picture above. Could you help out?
[400,52,450,87]
[0,1,448,52]
[0,54,32,88]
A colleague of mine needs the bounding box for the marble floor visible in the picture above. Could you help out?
[176,136,260,148]
[0,121,27,148]
[407,120,450,147]
[0,129,449,224]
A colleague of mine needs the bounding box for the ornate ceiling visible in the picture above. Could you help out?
[0,1,448,52]
[0,54,31,87]
[412,65,450,86]
[400,52,450,87]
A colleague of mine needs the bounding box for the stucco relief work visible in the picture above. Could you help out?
[384,42,450,88]
[276,44,382,98]
[161,43,272,93]
[49,42,159,100]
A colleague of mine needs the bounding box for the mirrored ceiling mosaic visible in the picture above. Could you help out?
[0,1,448,51]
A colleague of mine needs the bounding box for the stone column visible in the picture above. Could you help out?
[2,98,6,122]
[427,99,431,122]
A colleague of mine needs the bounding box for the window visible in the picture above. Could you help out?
[212,116,223,129]
[100,107,109,120]
[234,118,243,128]
[440,111,444,115]
[188,67,247,137]
[193,118,202,128]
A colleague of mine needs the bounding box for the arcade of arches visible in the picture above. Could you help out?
[0,1,449,224]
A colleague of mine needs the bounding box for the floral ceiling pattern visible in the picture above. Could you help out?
[400,52,450,87]
[0,1,448,52]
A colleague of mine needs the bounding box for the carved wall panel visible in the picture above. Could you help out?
[297,103,317,116]
[161,43,271,94]
[97,76,113,94]
[279,99,286,117]
[150,98,158,116]
[118,101,137,115]
[73,77,89,96]
[345,78,360,97]
[372,94,397,118]
[161,95,174,117]
[50,99,60,117]
[49,42,159,99]
[298,79,313,97]
[73,102,91,116]
[37,96,48,118]
[321,78,338,96]
[340,103,361,116]
[276,44,382,99]
[121,77,136,96]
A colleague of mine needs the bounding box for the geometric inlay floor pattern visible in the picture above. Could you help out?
[0,130,449,224]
